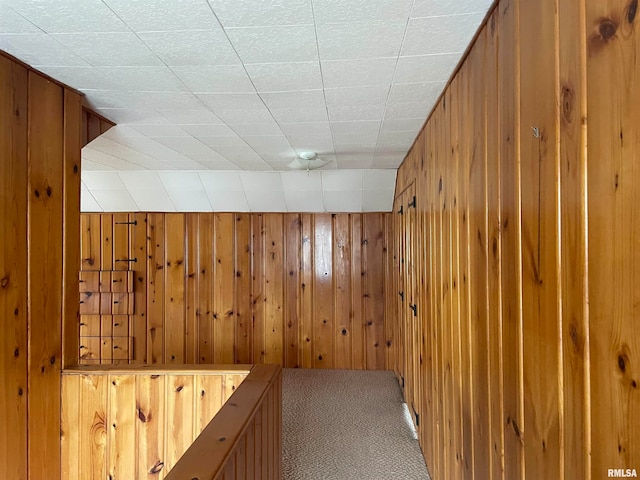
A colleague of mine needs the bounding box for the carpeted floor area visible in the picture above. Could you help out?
[282,368,431,480]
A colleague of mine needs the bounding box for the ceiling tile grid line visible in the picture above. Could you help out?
[0,0,495,211]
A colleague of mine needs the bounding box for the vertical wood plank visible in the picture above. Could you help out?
[79,374,107,480]
[213,214,235,364]
[27,72,64,479]
[251,214,266,364]
[333,214,352,370]
[101,214,113,271]
[108,375,136,480]
[235,214,253,364]
[363,213,386,370]
[113,213,130,271]
[165,214,186,364]
[284,214,301,368]
[195,375,223,434]
[131,213,148,364]
[197,214,214,363]
[165,375,194,472]
[136,375,166,480]
[0,54,28,480]
[147,214,165,364]
[185,214,199,364]
[300,214,314,369]
[81,214,101,270]
[313,214,333,368]
[263,214,285,366]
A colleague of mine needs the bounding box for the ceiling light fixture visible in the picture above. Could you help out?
[287,151,330,171]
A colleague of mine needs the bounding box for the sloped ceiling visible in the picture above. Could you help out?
[0,0,493,212]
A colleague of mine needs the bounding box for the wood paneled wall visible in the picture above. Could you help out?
[165,364,282,480]
[0,51,82,479]
[80,212,392,370]
[61,365,249,479]
[391,0,640,478]
[81,107,114,147]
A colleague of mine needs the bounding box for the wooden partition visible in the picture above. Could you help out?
[165,364,282,480]
[61,365,251,479]
[80,212,392,370]
[0,50,82,479]
[391,0,640,478]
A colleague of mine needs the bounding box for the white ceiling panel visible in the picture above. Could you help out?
[80,191,102,212]
[168,190,212,211]
[284,189,324,212]
[260,90,325,110]
[240,171,283,191]
[401,14,485,56]
[92,190,138,211]
[245,61,323,92]
[363,188,394,212]
[321,57,397,88]
[51,32,161,67]
[0,0,494,213]
[6,0,127,34]
[172,65,255,93]
[316,22,406,61]
[226,25,318,64]
[82,171,127,191]
[394,53,461,83]
[313,0,413,24]
[208,0,314,28]
[199,171,244,191]
[138,30,240,67]
[103,0,218,32]
[281,171,323,191]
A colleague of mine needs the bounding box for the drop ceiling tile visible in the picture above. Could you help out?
[82,148,143,170]
[240,171,283,191]
[330,121,381,136]
[245,62,322,92]
[153,136,214,155]
[381,118,425,133]
[198,136,249,148]
[37,66,121,91]
[118,171,165,191]
[100,125,144,141]
[168,190,212,211]
[81,160,115,171]
[384,102,431,120]
[92,190,138,211]
[372,154,404,168]
[388,82,445,104]
[321,57,397,88]
[230,123,285,136]
[51,32,161,67]
[322,170,363,190]
[129,189,175,212]
[82,171,127,191]
[96,108,168,125]
[316,22,406,61]
[245,189,287,212]
[181,124,236,137]
[269,106,328,123]
[336,153,374,168]
[114,136,194,164]
[0,5,40,33]
[216,150,265,164]
[279,122,331,137]
[363,188,394,212]
[197,93,265,111]
[97,66,188,92]
[80,191,102,212]
[157,109,223,125]
[185,151,234,163]
[104,0,218,32]
[411,0,492,18]
[328,104,386,122]
[207,190,250,212]
[260,90,325,110]
[323,189,362,212]
[287,135,335,153]
[131,124,190,137]
[284,190,324,212]
[363,169,397,189]
[324,85,390,106]
[84,90,202,110]
[199,171,244,191]
[138,30,240,66]
[158,172,204,191]
[401,14,484,56]
[243,135,292,151]
[377,131,417,150]
[7,0,127,33]
[394,53,460,83]
[226,25,318,64]
[214,108,275,125]
[187,157,238,170]
[280,171,323,191]
[172,65,255,93]
[235,161,274,171]
[208,0,313,27]
[313,0,413,24]
[333,133,378,150]
[0,33,87,67]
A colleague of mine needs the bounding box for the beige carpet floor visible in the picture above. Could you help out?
[282,368,431,480]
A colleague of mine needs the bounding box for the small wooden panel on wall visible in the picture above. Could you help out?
[80,212,392,370]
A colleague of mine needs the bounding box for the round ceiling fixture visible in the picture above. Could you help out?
[287,151,329,171]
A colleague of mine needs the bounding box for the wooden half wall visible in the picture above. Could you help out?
[391,0,640,479]
[0,51,82,479]
[80,212,392,370]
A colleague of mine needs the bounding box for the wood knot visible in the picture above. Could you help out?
[149,461,164,474]
[599,18,618,40]
[628,0,638,23]
[46,186,52,197]
[1,276,9,288]
[561,85,575,124]
[176,385,183,392]
[618,353,628,372]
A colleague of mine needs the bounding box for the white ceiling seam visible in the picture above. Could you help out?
[0,0,495,212]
